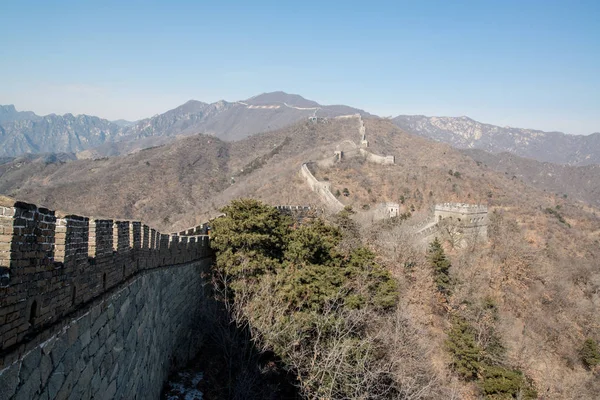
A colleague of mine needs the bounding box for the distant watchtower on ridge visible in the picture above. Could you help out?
[434,203,488,238]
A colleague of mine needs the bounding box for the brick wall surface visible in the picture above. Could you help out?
[0,197,212,355]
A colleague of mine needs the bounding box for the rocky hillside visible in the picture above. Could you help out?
[0,92,369,158]
[393,115,600,166]
[0,108,123,157]
[0,117,362,230]
[0,104,38,122]
[0,117,598,398]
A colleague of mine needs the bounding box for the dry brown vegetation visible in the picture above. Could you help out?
[1,117,599,397]
[0,118,360,231]
[461,148,600,209]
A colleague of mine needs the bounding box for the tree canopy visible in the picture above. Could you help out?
[210,199,400,397]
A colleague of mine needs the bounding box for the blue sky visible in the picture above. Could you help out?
[1,0,598,134]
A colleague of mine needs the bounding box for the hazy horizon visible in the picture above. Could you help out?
[2,93,599,136]
[1,0,598,135]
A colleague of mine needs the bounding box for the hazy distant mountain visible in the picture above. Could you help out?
[111,119,136,128]
[245,91,321,107]
[462,148,600,208]
[393,115,600,166]
[121,92,370,142]
[0,113,123,157]
[76,92,371,158]
[0,92,369,158]
[123,99,231,140]
[0,105,39,123]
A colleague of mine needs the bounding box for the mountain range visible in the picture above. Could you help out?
[0,92,368,159]
[392,115,600,166]
[1,92,598,166]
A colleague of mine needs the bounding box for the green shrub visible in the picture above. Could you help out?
[211,198,290,281]
[428,238,452,295]
[480,365,537,399]
[446,316,482,380]
[580,338,600,369]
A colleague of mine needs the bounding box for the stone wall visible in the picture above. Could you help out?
[300,163,344,213]
[0,196,210,353]
[0,258,213,400]
[356,115,394,164]
[359,116,367,147]
[297,115,396,211]
[0,196,214,400]
[434,203,488,224]
[414,203,489,247]
[359,148,395,165]
[274,205,321,224]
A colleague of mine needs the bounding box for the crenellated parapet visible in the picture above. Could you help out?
[0,196,212,353]
[274,205,312,213]
[275,205,322,224]
[176,213,226,237]
[434,203,488,227]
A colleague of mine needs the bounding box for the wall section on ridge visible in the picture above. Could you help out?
[300,163,344,213]
[359,148,395,165]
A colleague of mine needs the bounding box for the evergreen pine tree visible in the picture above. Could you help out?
[428,237,452,295]
[580,338,600,369]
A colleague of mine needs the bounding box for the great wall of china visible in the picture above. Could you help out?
[299,115,488,244]
[0,196,213,400]
[414,203,489,247]
[300,163,345,213]
[299,114,397,215]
